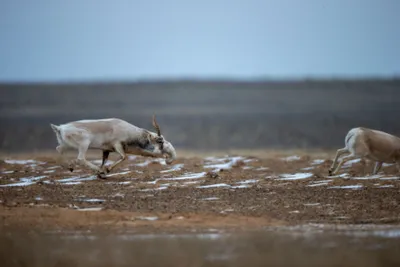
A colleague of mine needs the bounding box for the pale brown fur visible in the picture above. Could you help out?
[50,116,176,178]
[329,127,400,176]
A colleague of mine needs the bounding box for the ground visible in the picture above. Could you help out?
[1,150,399,233]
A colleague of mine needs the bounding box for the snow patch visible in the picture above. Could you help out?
[47,166,60,170]
[135,158,167,167]
[91,159,114,166]
[197,183,251,189]
[307,182,329,187]
[382,163,394,167]
[303,203,320,206]
[4,159,46,165]
[311,159,325,165]
[183,180,203,185]
[201,197,220,201]
[77,207,103,211]
[375,185,395,188]
[351,175,384,180]
[160,164,184,173]
[0,175,47,187]
[329,173,350,178]
[230,184,251,189]
[236,179,259,184]
[76,198,106,203]
[197,183,231,189]
[164,172,206,181]
[343,159,361,166]
[282,155,301,161]
[278,173,313,180]
[140,186,169,192]
[204,156,245,171]
[328,185,363,189]
[106,171,131,177]
[380,177,399,180]
[106,181,132,185]
[56,176,97,183]
[135,216,158,221]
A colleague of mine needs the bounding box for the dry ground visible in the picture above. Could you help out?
[1,150,399,233]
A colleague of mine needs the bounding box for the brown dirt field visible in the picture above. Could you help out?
[1,151,400,233]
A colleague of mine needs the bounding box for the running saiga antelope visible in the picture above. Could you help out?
[329,127,400,176]
[50,115,176,178]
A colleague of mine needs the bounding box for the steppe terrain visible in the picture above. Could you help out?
[1,80,400,266]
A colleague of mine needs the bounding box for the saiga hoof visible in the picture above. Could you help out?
[97,172,107,179]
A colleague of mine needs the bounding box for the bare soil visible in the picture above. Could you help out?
[1,151,399,233]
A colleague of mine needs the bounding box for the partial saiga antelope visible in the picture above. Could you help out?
[329,127,400,176]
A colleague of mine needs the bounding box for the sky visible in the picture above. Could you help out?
[0,0,399,82]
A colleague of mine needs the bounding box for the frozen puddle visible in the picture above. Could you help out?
[0,175,47,187]
[277,173,313,180]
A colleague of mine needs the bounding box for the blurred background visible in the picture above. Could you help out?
[1,0,399,153]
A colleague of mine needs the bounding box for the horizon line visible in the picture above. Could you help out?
[1,75,400,85]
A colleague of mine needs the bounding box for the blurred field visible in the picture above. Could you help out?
[2,79,400,267]
[1,79,400,153]
[1,228,400,267]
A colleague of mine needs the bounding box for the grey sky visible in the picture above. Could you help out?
[1,0,399,82]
